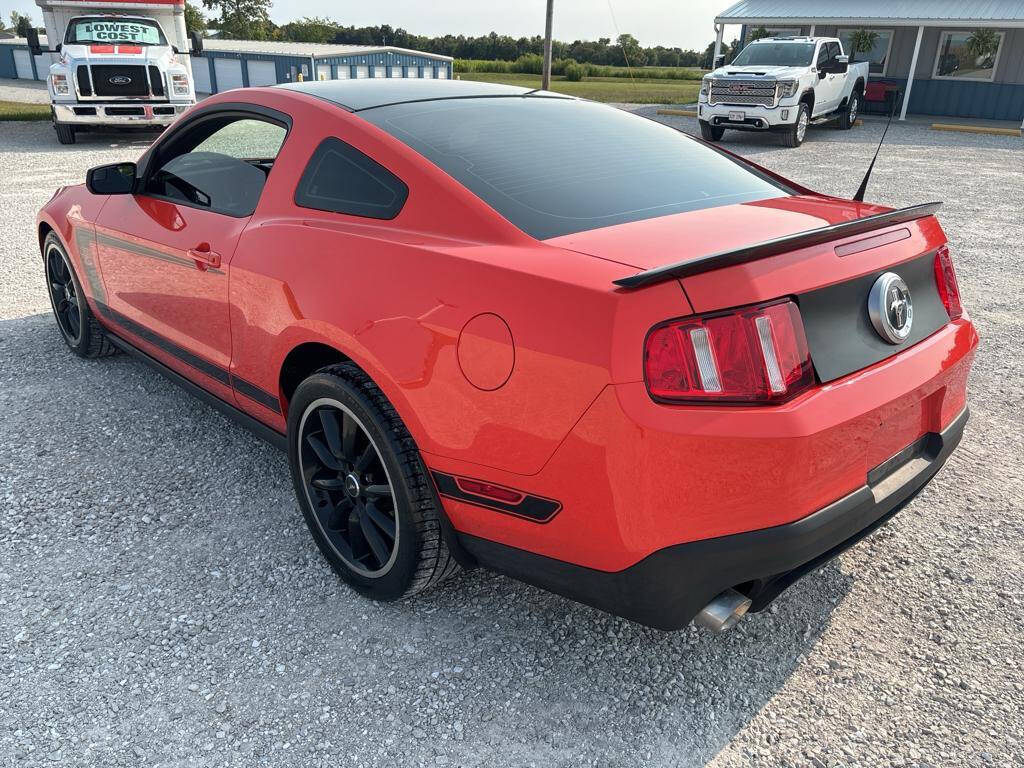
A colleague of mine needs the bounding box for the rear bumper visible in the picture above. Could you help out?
[460,407,968,630]
[52,101,192,127]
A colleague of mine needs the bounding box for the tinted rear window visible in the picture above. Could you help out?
[361,97,790,239]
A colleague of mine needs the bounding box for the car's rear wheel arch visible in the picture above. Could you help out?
[38,222,55,258]
[279,341,351,413]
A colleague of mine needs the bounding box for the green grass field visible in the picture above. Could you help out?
[0,100,50,121]
[457,72,701,104]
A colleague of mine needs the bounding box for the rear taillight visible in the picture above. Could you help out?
[934,245,963,321]
[645,299,815,404]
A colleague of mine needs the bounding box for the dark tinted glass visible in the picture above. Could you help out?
[144,116,286,216]
[295,138,408,220]
[362,97,789,239]
[147,152,268,216]
[731,42,815,67]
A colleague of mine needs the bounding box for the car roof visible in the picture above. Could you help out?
[276,79,574,112]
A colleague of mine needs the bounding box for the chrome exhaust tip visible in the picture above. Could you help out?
[694,588,752,633]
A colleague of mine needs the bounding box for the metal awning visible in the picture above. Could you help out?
[716,0,1024,27]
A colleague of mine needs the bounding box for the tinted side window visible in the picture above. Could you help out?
[145,116,287,217]
[295,138,408,220]
[816,44,829,69]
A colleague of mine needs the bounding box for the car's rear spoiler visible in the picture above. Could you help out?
[612,201,942,290]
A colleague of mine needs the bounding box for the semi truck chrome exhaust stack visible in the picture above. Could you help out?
[694,589,752,633]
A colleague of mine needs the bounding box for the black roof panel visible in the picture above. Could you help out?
[276,78,572,111]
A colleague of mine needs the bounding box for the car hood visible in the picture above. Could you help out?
[546,195,891,272]
[712,65,807,79]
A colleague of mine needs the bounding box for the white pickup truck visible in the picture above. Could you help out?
[29,0,201,145]
[697,37,869,147]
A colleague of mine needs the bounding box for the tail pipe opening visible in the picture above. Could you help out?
[694,588,752,633]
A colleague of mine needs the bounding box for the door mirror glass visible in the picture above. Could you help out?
[87,162,138,195]
[189,30,204,56]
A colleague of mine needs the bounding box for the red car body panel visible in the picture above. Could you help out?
[37,83,978,626]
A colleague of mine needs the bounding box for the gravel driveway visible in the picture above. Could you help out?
[1,115,1022,767]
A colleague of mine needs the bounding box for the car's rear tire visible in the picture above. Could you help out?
[840,91,860,130]
[43,232,117,358]
[699,121,725,141]
[287,362,460,601]
[783,103,809,147]
[54,122,76,145]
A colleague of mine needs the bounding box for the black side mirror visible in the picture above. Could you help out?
[172,45,179,54]
[26,27,42,56]
[713,54,725,68]
[189,30,204,56]
[55,43,62,53]
[87,162,138,195]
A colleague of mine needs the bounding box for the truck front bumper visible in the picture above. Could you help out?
[698,101,799,131]
[53,101,193,127]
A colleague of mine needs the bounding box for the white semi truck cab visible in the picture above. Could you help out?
[29,0,202,144]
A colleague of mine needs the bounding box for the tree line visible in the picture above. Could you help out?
[191,1,739,68]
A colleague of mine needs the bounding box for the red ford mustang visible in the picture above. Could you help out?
[37,80,978,632]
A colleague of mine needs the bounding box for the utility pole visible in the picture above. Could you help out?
[542,0,554,90]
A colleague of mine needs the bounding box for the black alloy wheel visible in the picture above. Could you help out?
[46,244,83,344]
[298,399,399,577]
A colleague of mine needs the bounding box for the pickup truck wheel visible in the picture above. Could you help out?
[840,92,860,130]
[54,122,76,145]
[699,121,725,142]
[783,104,809,147]
[288,363,460,602]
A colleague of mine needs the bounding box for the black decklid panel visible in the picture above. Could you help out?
[799,252,949,383]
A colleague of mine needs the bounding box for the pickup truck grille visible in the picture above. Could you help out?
[709,80,776,107]
[89,65,150,97]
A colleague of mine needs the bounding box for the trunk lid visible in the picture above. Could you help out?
[549,195,952,384]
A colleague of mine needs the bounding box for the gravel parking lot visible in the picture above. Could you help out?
[1,115,1022,767]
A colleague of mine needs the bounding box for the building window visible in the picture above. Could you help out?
[836,28,894,75]
[932,30,1004,81]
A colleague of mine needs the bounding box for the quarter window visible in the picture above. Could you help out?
[144,114,287,217]
[294,137,408,220]
[933,30,1003,81]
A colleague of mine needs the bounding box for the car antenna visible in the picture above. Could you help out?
[853,91,900,202]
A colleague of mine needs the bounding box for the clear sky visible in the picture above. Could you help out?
[4,0,740,50]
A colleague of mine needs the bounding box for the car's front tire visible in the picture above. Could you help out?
[783,103,809,147]
[699,120,725,141]
[43,232,117,358]
[287,363,459,601]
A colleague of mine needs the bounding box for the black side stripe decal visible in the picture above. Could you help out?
[95,231,225,275]
[94,300,281,414]
[431,471,562,524]
[231,375,282,412]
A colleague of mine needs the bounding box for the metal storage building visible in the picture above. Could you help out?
[0,35,452,92]
[713,0,1024,123]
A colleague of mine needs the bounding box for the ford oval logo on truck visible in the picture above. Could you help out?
[109,75,132,85]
